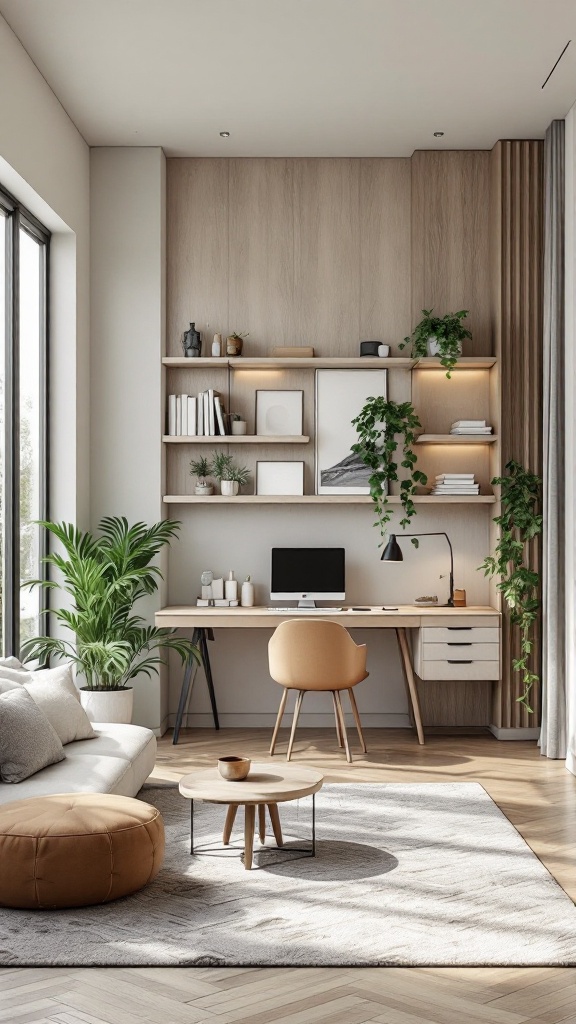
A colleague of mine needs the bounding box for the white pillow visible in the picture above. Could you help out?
[0,656,31,687]
[24,665,96,745]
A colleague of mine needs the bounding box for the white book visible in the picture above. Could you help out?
[197,392,204,435]
[187,396,197,436]
[180,393,188,436]
[214,396,226,436]
[168,395,177,436]
[433,487,480,493]
[207,389,216,435]
[203,391,212,435]
[435,474,475,481]
[450,420,486,427]
[450,427,492,434]
[175,395,182,436]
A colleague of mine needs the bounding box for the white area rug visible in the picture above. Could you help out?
[1,782,575,967]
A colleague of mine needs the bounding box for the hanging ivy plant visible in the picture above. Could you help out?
[351,397,427,545]
[479,460,542,712]
[399,308,472,377]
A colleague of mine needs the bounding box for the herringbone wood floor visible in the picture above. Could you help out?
[2,728,576,1023]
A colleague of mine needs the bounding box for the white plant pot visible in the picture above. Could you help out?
[220,480,239,496]
[231,421,247,435]
[427,336,462,357]
[241,581,255,607]
[194,481,214,496]
[80,687,134,725]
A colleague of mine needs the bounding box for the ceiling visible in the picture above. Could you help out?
[2,0,576,156]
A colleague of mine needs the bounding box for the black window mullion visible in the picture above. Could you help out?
[4,209,20,656]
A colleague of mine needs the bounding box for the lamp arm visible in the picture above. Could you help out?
[397,531,455,607]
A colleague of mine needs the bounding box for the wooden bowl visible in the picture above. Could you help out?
[217,756,251,781]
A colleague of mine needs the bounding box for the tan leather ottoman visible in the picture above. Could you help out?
[0,792,165,909]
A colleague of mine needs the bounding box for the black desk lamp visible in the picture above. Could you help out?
[381,532,455,607]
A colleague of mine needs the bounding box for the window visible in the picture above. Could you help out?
[0,187,49,656]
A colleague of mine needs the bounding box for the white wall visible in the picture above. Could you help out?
[0,14,90,527]
[90,147,167,732]
[565,103,576,777]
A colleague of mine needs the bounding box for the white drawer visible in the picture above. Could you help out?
[420,642,500,661]
[421,627,500,644]
[417,660,501,681]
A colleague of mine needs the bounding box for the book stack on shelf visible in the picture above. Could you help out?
[431,474,480,496]
[168,390,227,436]
[450,419,493,436]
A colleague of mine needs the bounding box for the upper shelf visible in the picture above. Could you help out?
[416,434,498,445]
[163,493,497,505]
[162,355,497,370]
[411,357,497,370]
[163,435,310,444]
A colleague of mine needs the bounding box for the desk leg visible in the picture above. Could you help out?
[173,628,201,745]
[396,627,425,745]
[200,628,220,730]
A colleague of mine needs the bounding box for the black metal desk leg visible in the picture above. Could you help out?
[200,628,220,730]
[173,628,201,745]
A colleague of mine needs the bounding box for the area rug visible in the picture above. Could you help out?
[1,782,575,967]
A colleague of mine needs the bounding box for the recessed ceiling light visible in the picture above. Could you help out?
[433,131,444,138]
[219,131,230,138]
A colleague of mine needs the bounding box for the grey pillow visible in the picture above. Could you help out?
[25,665,96,745]
[0,688,65,783]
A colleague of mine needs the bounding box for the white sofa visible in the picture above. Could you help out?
[0,723,157,806]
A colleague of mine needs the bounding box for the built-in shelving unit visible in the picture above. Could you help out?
[163,435,310,444]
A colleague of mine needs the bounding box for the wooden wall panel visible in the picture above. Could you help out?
[491,140,544,729]
[411,151,492,354]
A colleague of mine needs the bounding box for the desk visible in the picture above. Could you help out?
[155,605,500,746]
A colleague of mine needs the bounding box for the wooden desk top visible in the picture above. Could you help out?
[156,605,500,629]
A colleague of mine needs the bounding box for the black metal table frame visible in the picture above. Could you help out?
[173,626,219,743]
[188,793,317,863]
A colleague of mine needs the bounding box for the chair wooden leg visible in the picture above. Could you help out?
[258,804,266,843]
[286,690,305,761]
[348,687,367,753]
[334,690,352,763]
[269,687,289,756]
[332,691,344,747]
[244,804,255,870]
[222,804,238,845]
[268,803,284,847]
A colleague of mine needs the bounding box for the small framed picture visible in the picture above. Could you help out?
[256,461,305,496]
[255,390,304,436]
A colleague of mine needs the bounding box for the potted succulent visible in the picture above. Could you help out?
[226,331,249,356]
[400,309,472,377]
[211,452,250,496]
[189,456,214,496]
[21,518,199,724]
[230,413,247,436]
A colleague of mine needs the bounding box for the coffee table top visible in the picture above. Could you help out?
[178,763,324,804]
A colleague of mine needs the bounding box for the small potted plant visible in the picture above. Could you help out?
[189,456,213,496]
[211,452,250,496]
[230,413,247,436]
[400,309,472,377]
[226,331,249,357]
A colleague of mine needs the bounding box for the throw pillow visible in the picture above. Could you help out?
[25,665,96,745]
[0,688,65,783]
[0,656,31,687]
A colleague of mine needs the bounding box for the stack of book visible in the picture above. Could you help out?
[167,390,227,436]
[450,419,493,435]
[431,474,480,495]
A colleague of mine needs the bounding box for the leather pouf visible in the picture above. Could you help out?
[0,792,165,909]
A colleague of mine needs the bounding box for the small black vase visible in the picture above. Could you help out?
[182,322,202,357]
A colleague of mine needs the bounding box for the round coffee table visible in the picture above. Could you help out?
[179,763,324,870]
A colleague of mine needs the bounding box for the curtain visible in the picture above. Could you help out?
[540,120,566,758]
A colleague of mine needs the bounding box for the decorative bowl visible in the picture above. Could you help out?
[217,756,251,781]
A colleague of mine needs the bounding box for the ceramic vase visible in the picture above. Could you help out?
[241,580,255,607]
[427,336,462,357]
[227,335,243,356]
[231,420,247,435]
[80,687,133,725]
[194,481,214,496]
[220,480,239,496]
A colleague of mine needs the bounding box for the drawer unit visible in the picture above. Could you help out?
[415,660,500,681]
[420,627,500,644]
[420,642,499,661]
[414,623,500,682]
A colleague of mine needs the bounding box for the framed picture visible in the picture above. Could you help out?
[256,461,305,496]
[255,390,304,436]
[315,368,387,494]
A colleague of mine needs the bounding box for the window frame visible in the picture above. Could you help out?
[0,184,50,657]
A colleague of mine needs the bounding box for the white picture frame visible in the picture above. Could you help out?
[255,390,304,436]
[315,368,388,494]
[256,461,305,496]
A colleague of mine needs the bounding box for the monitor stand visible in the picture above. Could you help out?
[297,599,317,608]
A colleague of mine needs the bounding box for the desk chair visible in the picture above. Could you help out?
[268,619,369,763]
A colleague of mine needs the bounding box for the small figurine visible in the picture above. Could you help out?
[182,322,202,358]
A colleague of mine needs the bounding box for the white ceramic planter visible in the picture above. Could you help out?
[241,580,255,607]
[220,480,239,496]
[194,481,214,496]
[427,336,462,357]
[80,687,134,724]
[231,421,247,435]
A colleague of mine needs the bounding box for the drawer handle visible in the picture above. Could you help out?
[447,627,472,632]
[447,642,472,647]
[448,659,473,664]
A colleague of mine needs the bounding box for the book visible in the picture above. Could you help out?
[203,391,212,435]
[450,427,492,434]
[168,395,177,436]
[450,420,486,428]
[214,395,227,436]
[207,389,219,435]
[197,392,204,435]
[435,474,475,481]
[180,393,189,435]
[175,395,182,436]
[187,396,197,436]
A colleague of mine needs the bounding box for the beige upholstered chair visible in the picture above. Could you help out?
[268,619,369,763]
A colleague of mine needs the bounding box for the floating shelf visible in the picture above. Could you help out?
[163,435,310,444]
[163,494,497,505]
[412,357,497,370]
[162,356,413,369]
[163,357,230,367]
[416,434,498,445]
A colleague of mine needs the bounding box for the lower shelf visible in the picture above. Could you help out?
[163,494,497,505]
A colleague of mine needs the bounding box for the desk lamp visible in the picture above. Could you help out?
[381,532,455,607]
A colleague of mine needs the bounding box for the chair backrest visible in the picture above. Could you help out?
[268,619,367,691]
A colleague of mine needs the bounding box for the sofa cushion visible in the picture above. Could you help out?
[0,656,30,690]
[24,666,96,745]
[0,688,65,783]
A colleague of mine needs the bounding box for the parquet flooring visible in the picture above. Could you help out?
[2,729,576,1023]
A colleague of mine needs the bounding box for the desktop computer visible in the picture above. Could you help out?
[270,547,345,609]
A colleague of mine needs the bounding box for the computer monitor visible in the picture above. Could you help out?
[271,547,345,607]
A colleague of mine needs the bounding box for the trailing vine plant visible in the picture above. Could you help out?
[399,308,472,377]
[479,460,542,712]
[351,398,427,546]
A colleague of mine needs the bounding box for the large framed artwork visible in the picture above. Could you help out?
[315,369,387,495]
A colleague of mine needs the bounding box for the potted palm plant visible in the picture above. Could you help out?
[211,452,250,496]
[21,517,199,724]
[189,456,214,496]
[400,308,472,377]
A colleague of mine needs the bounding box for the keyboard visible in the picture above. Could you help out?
[269,607,344,613]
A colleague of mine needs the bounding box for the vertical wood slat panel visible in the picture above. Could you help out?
[491,140,543,729]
